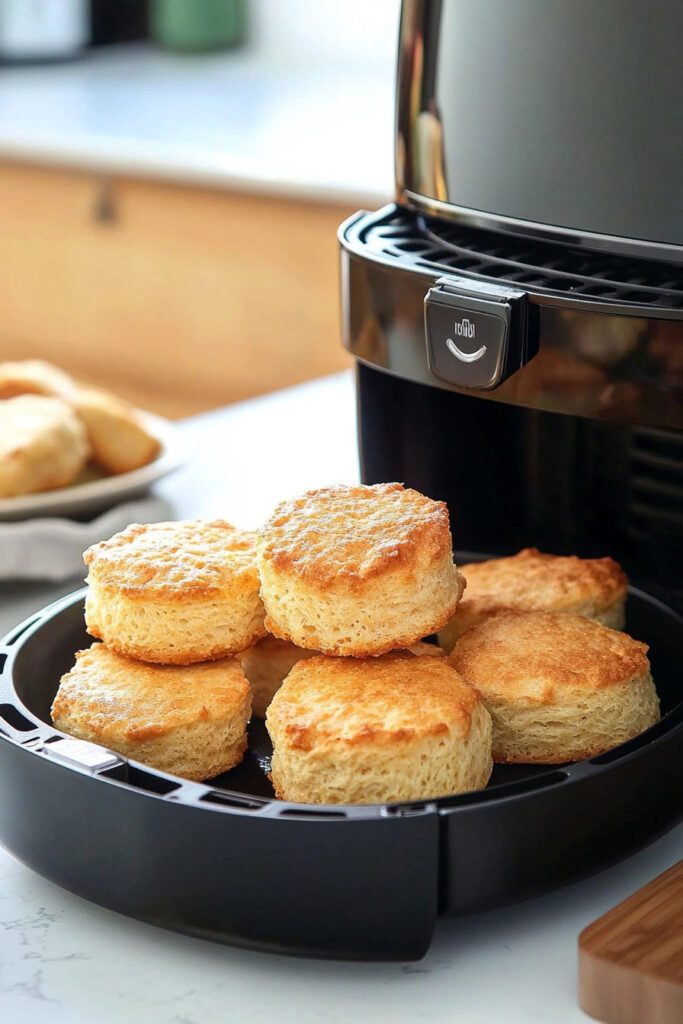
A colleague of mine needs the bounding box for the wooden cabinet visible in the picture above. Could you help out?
[0,161,353,417]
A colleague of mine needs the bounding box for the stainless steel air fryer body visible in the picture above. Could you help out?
[397,0,682,263]
[340,0,683,611]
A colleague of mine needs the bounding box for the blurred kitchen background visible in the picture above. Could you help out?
[0,0,398,417]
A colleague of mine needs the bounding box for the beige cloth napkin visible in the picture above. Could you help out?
[0,497,173,582]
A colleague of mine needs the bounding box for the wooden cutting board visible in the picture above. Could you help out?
[579,860,683,1024]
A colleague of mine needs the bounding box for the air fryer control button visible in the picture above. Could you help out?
[426,301,508,388]
[424,278,539,390]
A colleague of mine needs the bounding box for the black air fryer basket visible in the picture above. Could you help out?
[1,579,681,961]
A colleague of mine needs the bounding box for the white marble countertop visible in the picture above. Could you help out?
[0,44,394,205]
[0,372,681,1023]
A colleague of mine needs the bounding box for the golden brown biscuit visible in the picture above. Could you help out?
[237,636,319,718]
[84,520,267,665]
[438,548,627,652]
[51,643,250,781]
[0,359,77,401]
[450,610,659,764]
[256,483,465,657]
[239,637,443,718]
[0,395,90,497]
[405,640,445,658]
[266,652,492,804]
[73,387,161,475]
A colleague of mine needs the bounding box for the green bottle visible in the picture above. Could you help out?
[150,0,246,53]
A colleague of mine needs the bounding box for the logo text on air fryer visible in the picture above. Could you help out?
[452,317,475,339]
[445,317,487,363]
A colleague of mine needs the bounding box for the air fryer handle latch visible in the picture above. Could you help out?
[424,276,539,390]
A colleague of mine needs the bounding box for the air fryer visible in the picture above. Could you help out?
[341,0,683,612]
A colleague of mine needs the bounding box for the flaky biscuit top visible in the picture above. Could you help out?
[257,483,454,587]
[267,653,481,750]
[84,520,259,599]
[450,610,649,704]
[458,548,627,617]
[52,644,249,744]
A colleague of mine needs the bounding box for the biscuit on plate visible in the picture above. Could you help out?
[266,652,492,804]
[51,643,250,781]
[449,610,659,764]
[73,387,160,475]
[256,483,464,657]
[0,395,90,498]
[0,359,77,401]
[438,548,627,652]
[84,520,267,665]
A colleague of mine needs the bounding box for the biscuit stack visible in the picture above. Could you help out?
[53,519,265,782]
[256,483,494,804]
[435,548,659,765]
[52,483,493,801]
[51,482,661,803]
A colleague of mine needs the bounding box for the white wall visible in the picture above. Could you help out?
[249,0,400,71]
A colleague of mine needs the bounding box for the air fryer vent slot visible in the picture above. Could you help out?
[383,802,434,817]
[0,703,36,732]
[102,763,180,795]
[278,808,348,819]
[359,207,683,310]
[629,428,683,530]
[200,791,265,811]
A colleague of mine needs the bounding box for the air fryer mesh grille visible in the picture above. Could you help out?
[629,427,683,607]
[359,206,683,309]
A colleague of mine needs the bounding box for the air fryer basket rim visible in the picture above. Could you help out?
[2,582,682,820]
[1,578,682,958]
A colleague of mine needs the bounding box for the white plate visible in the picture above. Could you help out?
[0,412,186,522]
